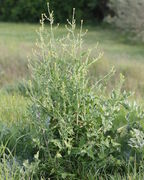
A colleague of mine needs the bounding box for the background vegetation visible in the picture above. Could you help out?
[0,23,144,99]
[1,0,144,40]
[0,0,108,23]
[106,0,144,41]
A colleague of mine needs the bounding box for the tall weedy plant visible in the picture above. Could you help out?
[28,4,144,179]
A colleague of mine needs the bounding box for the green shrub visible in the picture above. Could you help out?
[27,6,144,179]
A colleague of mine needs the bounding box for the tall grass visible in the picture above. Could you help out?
[0,92,28,125]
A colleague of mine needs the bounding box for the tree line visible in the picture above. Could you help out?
[0,0,108,23]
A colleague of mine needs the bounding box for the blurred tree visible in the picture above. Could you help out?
[0,0,108,23]
[106,0,144,41]
[88,0,109,22]
[50,0,109,23]
[0,0,47,22]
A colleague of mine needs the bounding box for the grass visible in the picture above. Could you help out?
[0,91,28,126]
[0,22,144,99]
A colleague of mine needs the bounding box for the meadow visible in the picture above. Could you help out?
[0,22,144,98]
[0,20,144,179]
